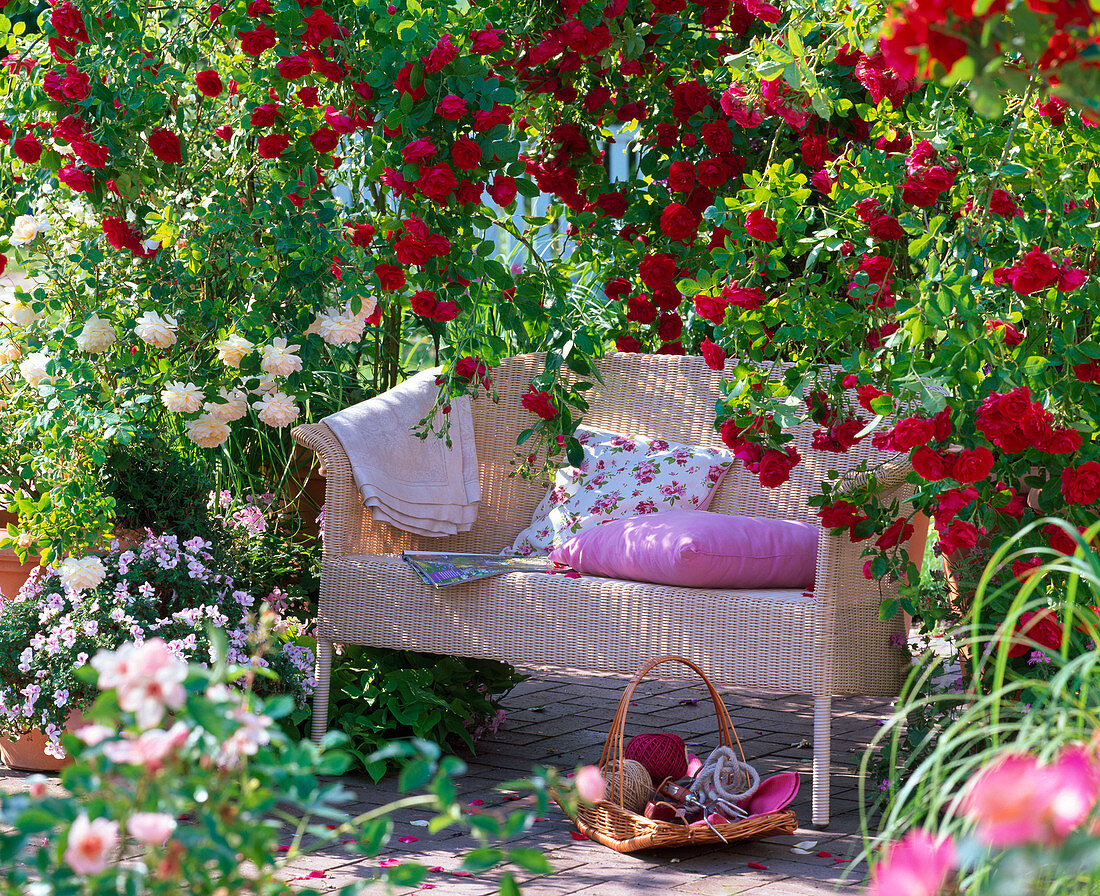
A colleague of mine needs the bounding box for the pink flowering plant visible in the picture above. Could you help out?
[0,637,575,896]
[0,531,315,757]
[863,521,1100,894]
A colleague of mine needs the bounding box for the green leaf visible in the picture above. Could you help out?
[500,872,522,896]
[507,847,552,874]
[462,846,504,872]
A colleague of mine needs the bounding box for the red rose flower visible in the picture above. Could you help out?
[239,25,277,55]
[393,62,425,102]
[250,103,280,128]
[758,447,800,488]
[488,175,518,206]
[667,160,695,192]
[696,157,731,189]
[818,500,865,531]
[456,181,484,205]
[417,163,457,202]
[297,86,320,107]
[435,94,468,120]
[744,208,777,241]
[657,312,683,342]
[627,294,658,324]
[616,335,642,353]
[424,33,459,72]
[148,128,183,163]
[937,518,979,556]
[247,0,273,13]
[869,215,905,240]
[60,63,89,99]
[309,127,339,153]
[890,416,936,450]
[277,55,313,79]
[722,283,765,310]
[876,517,915,550]
[373,264,405,291]
[58,162,93,192]
[989,189,1023,218]
[911,445,950,481]
[856,383,891,414]
[302,8,335,46]
[638,253,679,290]
[522,388,557,420]
[13,135,42,164]
[472,103,511,131]
[700,339,726,370]
[470,27,505,53]
[693,295,727,326]
[451,138,482,171]
[257,133,291,158]
[952,446,995,484]
[346,223,374,247]
[660,203,701,244]
[51,2,89,43]
[215,125,234,141]
[195,69,223,97]
[700,121,733,154]
[604,278,631,301]
[1009,610,1065,656]
[1012,557,1044,583]
[595,191,628,218]
[1062,461,1100,505]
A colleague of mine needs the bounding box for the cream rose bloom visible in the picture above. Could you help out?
[59,555,107,593]
[19,352,50,386]
[205,387,248,422]
[134,311,178,349]
[160,381,204,414]
[215,334,253,368]
[185,414,231,448]
[249,374,278,395]
[260,338,302,377]
[75,313,117,353]
[2,298,40,328]
[0,340,21,364]
[306,307,367,346]
[253,390,299,428]
[9,214,48,247]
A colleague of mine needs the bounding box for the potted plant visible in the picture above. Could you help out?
[0,531,315,770]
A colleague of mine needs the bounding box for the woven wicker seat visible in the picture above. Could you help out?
[291,353,912,825]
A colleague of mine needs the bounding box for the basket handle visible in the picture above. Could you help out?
[597,656,745,809]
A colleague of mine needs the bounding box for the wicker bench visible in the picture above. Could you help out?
[291,353,912,825]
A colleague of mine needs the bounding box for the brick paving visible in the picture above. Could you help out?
[0,666,891,895]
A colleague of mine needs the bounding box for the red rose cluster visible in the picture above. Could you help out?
[975,387,1082,455]
[719,416,801,488]
[992,246,1087,296]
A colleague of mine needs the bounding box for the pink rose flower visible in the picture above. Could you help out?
[867,829,955,896]
[64,814,119,875]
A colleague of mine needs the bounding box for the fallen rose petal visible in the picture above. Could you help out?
[379,858,401,867]
[748,861,768,870]
[467,799,485,807]
[502,795,522,801]
[570,831,589,840]
[817,851,832,858]
[563,571,581,578]
[342,839,355,845]
[535,817,549,822]
[398,836,419,843]
[454,870,473,877]
[429,866,445,872]
[420,886,437,891]
[277,844,290,853]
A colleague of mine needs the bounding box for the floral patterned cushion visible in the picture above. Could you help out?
[510,427,735,557]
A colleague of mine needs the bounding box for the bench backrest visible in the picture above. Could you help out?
[323,353,899,557]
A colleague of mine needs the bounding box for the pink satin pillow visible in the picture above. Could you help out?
[548,510,818,589]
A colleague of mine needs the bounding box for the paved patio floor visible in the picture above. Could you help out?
[284,666,891,896]
[0,666,892,895]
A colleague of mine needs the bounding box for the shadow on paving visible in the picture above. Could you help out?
[295,665,891,896]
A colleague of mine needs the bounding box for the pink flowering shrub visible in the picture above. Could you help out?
[0,638,574,895]
[0,532,314,756]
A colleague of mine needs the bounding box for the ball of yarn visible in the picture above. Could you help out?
[601,758,654,814]
[625,732,689,782]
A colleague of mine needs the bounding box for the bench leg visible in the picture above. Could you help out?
[812,694,831,826]
[311,637,333,747]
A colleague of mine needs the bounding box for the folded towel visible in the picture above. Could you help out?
[323,369,480,537]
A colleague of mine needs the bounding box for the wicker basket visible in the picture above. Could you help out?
[566,655,798,852]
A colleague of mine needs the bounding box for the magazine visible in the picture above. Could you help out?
[401,551,558,588]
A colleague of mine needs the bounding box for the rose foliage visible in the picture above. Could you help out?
[0,0,1097,644]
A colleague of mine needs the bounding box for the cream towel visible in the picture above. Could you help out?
[323,369,480,537]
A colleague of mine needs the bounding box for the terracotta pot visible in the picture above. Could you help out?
[0,710,85,772]
[0,549,41,601]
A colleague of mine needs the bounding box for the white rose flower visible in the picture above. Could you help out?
[185,413,231,448]
[259,337,302,377]
[249,374,278,395]
[253,390,300,428]
[306,307,366,345]
[0,340,22,364]
[19,352,50,386]
[215,334,253,368]
[134,311,178,349]
[75,313,117,354]
[9,214,48,247]
[205,387,248,422]
[59,556,107,593]
[160,381,204,414]
[2,298,40,328]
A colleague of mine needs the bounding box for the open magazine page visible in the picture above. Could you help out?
[401,551,558,588]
